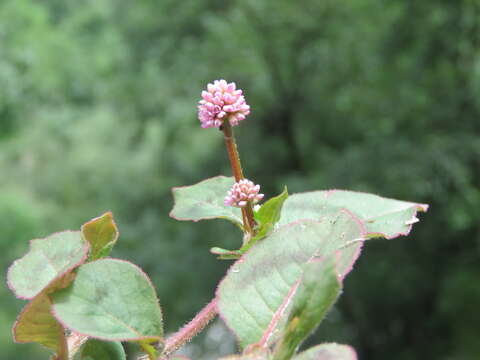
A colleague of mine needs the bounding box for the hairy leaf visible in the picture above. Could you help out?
[217,211,365,348]
[272,259,341,360]
[82,212,119,261]
[278,190,428,239]
[52,259,163,343]
[7,231,89,299]
[293,343,357,360]
[169,176,242,227]
[73,339,126,360]
[219,348,271,360]
[13,294,67,357]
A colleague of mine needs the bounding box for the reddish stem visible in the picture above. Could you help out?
[222,122,256,234]
[162,298,218,357]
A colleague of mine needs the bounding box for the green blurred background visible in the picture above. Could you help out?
[1,0,479,359]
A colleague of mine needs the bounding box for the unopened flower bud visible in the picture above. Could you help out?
[224,179,264,208]
[198,79,251,128]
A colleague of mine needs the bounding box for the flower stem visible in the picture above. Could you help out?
[222,122,256,234]
[162,298,218,357]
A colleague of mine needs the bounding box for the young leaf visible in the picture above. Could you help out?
[217,211,366,348]
[169,176,243,228]
[210,187,289,259]
[241,186,288,252]
[13,294,68,357]
[81,212,119,261]
[292,343,357,360]
[278,190,428,239]
[272,259,341,360]
[51,258,163,344]
[7,231,89,299]
[254,187,288,239]
[73,339,126,360]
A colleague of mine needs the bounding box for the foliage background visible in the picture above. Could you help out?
[1,0,479,359]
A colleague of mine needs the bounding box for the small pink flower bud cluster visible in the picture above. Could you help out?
[198,79,251,128]
[224,179,264,208]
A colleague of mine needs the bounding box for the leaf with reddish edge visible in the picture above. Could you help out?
[7,231,89,300]
[219,348,271,359]
[13,294,68,357]
[169,176,243,228]
[73,338,126,360]
[278,190,428,239]
[217,211,366,348]
[51,258,163,344]
[81,212,119,261]
[272,259,341,360]
[292,343,357,360]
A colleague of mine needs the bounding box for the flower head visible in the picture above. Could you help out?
[198,79,251,128]
[224,179,264,208]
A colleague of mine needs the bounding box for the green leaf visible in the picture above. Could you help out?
[51,258,163,343]
[219,348,271,360]
[292,343,357,360]
[211,187,289,259]
[81,212,119,261]
[254,187,288,239]
[255,186,288,237]
[13,294,68,357]
[272,259,341,360]
[217,211,365,348]
[210,247,242,259]
[278,190,428,239]
[169,176,242,228]
[138,341,160,359]
[73,339,126,360]
[7,231,89,299]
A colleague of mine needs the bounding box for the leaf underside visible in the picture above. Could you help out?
[217,210,365,348]
[13,294,67,354]
[7,231,89,300]
[52,258,163,343]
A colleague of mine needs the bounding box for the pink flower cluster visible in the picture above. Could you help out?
[224,179,264,208]
[198,79,251,128]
